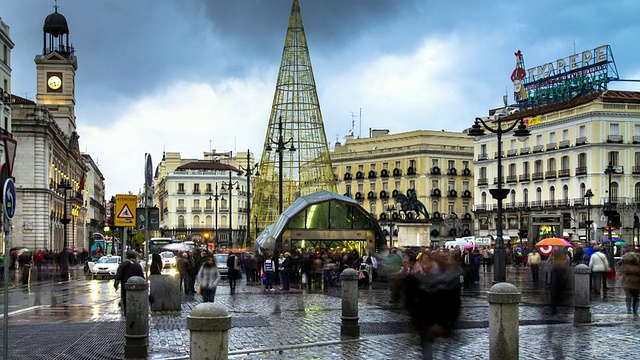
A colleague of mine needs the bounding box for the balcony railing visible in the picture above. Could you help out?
[575,166,587,175]
[573,198,585,206]
[506,175,517,183]
[520,146,530,155]
[192,207,202,212]
[557,199,569,207]
[633,166,640,174]
[176,206,186,212]
[546,143,557,151]
[576,137,587,146]
[478,153,488,161]
[532,172,543,181]
[545,170,557,179]
[607,135,623,143]
[477,178,488,186]
[519,174,530,182]
[559,140,570,149]
[533,145,544,153]
[544,200,556,208]
[494,151,504,158]
[474,204,487,211]
[177,190,185,194]
[193,189,201,194]
[204,207,214,212]
[530,201,542,208]
[493,176,504,184]
[507,149,517,157]
[205,190,213,195]
[558,169,570,177]
[633,135,640,144]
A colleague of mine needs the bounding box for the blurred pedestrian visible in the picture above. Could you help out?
[150,253,163,275]
[227,251,240,295]
[620,251,640,314]
[114,251,144,315]
[281,252,293,291]
[196,255,220,303]
[549,248,569,314]
[528,248,541,283]
[263,253,276,291]
[588,245,609,297]
[177,252,191,294]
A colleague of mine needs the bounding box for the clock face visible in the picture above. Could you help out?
[47,75,62,90]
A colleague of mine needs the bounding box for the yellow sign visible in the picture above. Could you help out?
[115,194,137,227]
[525,116,542,126]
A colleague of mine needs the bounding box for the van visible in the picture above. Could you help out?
[444,240,470,249]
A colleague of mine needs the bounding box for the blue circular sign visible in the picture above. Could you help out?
[4,178,16,219]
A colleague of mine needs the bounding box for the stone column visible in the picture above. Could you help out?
[124,276,149,359]
[487,282,521,360]
[188,303,231,360]
[340,268,359,338]
[573,264,592,324]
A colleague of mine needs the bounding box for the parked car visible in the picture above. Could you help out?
[91,256,121,279]
[83,257,101,275]
[214,253,229,278]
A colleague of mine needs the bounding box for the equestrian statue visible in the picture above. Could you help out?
[395,189,430,221]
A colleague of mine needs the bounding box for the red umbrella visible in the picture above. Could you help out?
[536,237,571,256]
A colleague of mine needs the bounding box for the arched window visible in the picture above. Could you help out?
[178,215,185,228]
[580,183,586,198]
[549,186,555,201]
[481,192,487,205]
[523,189,529,206]
[635,182,640,201]
[431,201,439,213]
[193,215,200,228]
[611,182,619,201]
[563,185,569,201]
[221,215,228,228]
[536,187,542,201]
[206,215,213,228]
[510,189,516,206]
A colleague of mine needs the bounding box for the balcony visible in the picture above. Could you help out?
[355,171,365,180]
[477,178,488,186]
[520,146,530,155]
[407,167,417,176]
[544,200,556,208]
[506,175,517,183]
[494,151,504,158]
[343,172,353,181]
[477,153,488,161]
[507,149,517,157]
[530,201,542,209]
[573,198,585,206]
[607,135,623,143]
[192,207,202,213]
[205,189,213,195]
[505,203,517,210]
[545,170,557,179]
[393,168,402,177]
[532,172,543,181]
[546,143,557,151]
[367,191,377,200]
[559,140,570,149]
[474,204,487,211]
[633,166,640,174]
[575,137,587,146]
[575,166,587,175]
[533,145,544,153]
[558,169,570,178]
[177,190,185,195]
[204,206,214,213]
[380,169,390,178]
[557,199,569,207]
[493,176,504,184]
[368,170,377,179]
[431,189,442,197]
[519,174,530,182]
[193,189,201,195]
[176,206,186,212]
[633,136,640,144]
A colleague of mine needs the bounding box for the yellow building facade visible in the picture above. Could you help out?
[473,90,640,247]
[332,129,475,247]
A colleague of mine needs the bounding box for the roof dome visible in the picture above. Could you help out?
[43,10,69,37]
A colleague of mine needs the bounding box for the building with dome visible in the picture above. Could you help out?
[10,5,99,255]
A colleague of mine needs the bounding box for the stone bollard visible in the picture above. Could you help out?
[487,282,521,360]
[188,303,231,360]
[573,264,592,324]
[149,274,181,311]
[340,268,359,338]
[124,276,149,359]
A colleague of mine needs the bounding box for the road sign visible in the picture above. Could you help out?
[3,179,16,219]
[2,136,17,178]
[145,153,154,188]
[115,194,137,227]
[137,207,160,231]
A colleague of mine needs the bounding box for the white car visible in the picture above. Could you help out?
[214,254,229,278]
[148,251,177,269]
[91,256,121,279]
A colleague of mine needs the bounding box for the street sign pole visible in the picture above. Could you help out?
[3,177,17,360]
[144,153,153,277]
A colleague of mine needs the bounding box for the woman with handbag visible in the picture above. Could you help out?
[196,255,220,303]
[588,246,609,297]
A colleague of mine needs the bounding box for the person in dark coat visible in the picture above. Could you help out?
[177,252,191,294]
[114,251,144,315]
[227,252,240,295]
[281,252,294,291]
[150,253,163,275]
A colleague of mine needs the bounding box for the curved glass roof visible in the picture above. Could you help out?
[254,190,384,251]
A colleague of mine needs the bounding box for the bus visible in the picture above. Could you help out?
[149,238,175,254]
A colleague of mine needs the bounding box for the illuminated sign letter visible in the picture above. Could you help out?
[528,68,537,81]
[556,58,566,73]
[569,54,579,70]
[582,50,593,65]
[595,45,607,63]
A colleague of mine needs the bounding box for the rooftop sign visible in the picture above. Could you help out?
[511,45,619,109]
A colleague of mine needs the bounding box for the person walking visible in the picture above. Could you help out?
[177,252,191,295]
[227,251,240,295]
[528,248,541,283]
[149,253,163,275]
[620,251,640,314]
[114,251,144,315]
[196,255,221,303]
[588,245,609,298]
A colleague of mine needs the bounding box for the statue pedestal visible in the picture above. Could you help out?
[395,222,431,248]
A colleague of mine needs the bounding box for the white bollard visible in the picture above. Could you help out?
[188,303,231,360]
[573,264,592,324]
[487,282,521,360]
[340,268,360,338]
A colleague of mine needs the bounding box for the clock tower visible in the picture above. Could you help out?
[35,4,77,138]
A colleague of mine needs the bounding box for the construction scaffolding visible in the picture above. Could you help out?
[252,0,337,238]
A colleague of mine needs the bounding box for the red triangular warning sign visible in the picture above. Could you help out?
[3,136,17,178]
[117,204,134,219]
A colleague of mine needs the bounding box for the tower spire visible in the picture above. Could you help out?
[252,0,336,236]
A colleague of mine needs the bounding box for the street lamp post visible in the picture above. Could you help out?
[386,205,396,249]
[221,170,239,248]
[585,189,594,247]
[266,115,296,214]
[239,149,259,248]
[604,162,616,268]
[58,179,72,278]
[209,183,220,250]
[467,95,530,283]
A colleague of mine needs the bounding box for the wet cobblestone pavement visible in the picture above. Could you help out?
[2,267,639,359]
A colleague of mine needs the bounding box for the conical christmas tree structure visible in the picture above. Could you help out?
[252,0,336,237]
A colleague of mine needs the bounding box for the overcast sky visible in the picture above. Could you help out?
[4,0,640,198]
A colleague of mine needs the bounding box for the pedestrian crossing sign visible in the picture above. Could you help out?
[115,194,137,227]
